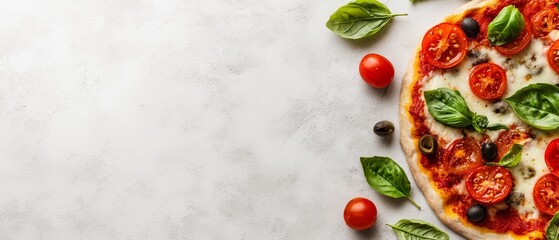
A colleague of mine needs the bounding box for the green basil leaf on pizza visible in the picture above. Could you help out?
[498,144,523,168]
[472,114,489,133]
[424,88,473,128]
[360,156,421,210]
[505,83,559,130]
[387,219,449,240]
[547,212,559,240]
[424,88,508,132]
[485,123,509,131]
[487,5,525,46]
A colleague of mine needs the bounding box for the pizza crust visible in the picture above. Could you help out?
[399,0,518,239]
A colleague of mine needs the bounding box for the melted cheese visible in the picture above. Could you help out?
[421,38,558,217]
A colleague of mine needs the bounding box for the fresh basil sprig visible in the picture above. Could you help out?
[487,144,523,168]
[424,88,472,127]
[387,219,449,240]
[505,83,559,130]
[360,156,421,210]
[326,0,406,40]
[487,5,525,46]
[547,212,559,240]
[424,88,508,133]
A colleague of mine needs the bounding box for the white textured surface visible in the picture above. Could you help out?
[1,0,469,239]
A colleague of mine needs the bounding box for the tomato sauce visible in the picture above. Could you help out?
[409,83,429,137]
[409,0,559,237]
[446,195,550,235]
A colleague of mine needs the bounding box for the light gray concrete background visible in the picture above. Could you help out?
[0,0,469,239]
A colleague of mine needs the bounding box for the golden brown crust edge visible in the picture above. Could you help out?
[398,0,516,239]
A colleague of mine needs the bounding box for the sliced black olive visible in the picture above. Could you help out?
[419,135,437,156]
[520,166,536,180]
[461,17,480,38]
[466,204,486,223]
[481,142,498,161]
[467,49,489,66]
[526,56,543,75]
[467,49,480,59]
[505,192,525,207]
[493,100,509,114]
[373,120,394,137]
[504,58,517,70]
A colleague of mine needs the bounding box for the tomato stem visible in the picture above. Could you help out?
[407,197,421,210]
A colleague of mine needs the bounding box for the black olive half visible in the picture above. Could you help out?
[467,204,487,223]
[419,135,438,156]
[520,166,536,180]
[505,192,525,207]
[461,17,480,38]
[481,142,498,161]
[493,100,509,114]
[373,120,394,137]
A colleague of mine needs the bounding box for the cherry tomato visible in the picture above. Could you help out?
[343,197,377,230]
[533,173,559,215]
[466,166,513,204]
[495,129,530,160]
[468,63,507,100]
[495,23,532,55]
[421,23,468,69]
[545,138,559,177]
[359,54,394,88]
[548,39,559,74]
[532,8,559,38]
[443,138,483,175]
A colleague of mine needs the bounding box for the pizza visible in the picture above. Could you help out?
[399,0,559,239]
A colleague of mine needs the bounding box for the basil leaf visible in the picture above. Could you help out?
[472,114,488,133]
[360,156,421,210]
[424,88,473,128]
[487,5,525,46]
[547,212,559,240]
[326,0,406,40]
[486,123,509,131]
[387,219,449,240]
[498,144,523,168]
[424,88,507,132]
[505,83,559,130]
[472,115,509,132]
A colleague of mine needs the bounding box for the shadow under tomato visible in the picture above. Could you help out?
[363,74,399,98]
[353,226,376,238]
[364,83,390,96]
